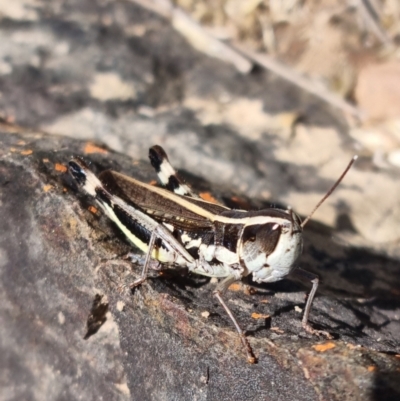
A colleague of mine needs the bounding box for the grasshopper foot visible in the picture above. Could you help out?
[303,323,332,339]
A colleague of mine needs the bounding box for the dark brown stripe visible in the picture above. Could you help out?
[242,223,281,256]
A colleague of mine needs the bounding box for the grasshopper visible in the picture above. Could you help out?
[69,146,357,363]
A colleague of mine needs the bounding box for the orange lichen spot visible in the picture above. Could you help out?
[199,192,219,204]
[148,180,157,186]
[251,312,270,319]
[21,149,33,155]
[83,142,108,154]
[228,283,241,291]
[270,326,284,333]
[312,342,336,352]
[260,299,270,304]
[55,163,67,173]
[17,140,26,145]
[133,161,140,165]
[43,185,53,192]
[42,158,50,163]
[367,366,376,372]
[88,206,98,214]
[10,147,17,152]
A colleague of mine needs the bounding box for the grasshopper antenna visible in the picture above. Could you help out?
[301,155,358,229]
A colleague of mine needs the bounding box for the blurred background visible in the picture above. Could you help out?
[1,0,400,253]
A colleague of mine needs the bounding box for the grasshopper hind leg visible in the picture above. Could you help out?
[148,145,199,198]
[214,276,257,364]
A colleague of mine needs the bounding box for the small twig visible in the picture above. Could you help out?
[128,0,252,73]
[232,43,364,120]
[172,8,252,74]
[128,0,172,19]
[356,0,394,48]
[128,0,364,119]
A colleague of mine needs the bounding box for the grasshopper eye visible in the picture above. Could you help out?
[242,223,281,255]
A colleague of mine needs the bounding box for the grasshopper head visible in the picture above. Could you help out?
[241,156,358,283]
[239,209,303,283]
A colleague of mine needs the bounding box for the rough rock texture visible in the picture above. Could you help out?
[0,1,400,400]
[1,126,399,401]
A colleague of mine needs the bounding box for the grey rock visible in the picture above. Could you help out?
[1,127,399,401]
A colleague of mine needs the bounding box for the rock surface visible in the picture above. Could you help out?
[0,1,400,400]
[1,126,399,401]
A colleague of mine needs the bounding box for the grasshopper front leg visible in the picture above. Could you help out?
[129,230,158,288]
[214,276,257,364]
[292,268,332,338]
